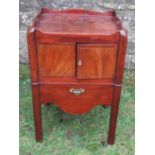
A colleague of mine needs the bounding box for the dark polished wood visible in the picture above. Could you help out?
[32,85,42,142]
[35,10,120,35]
[38,43,75,77]
[77,44,117,79]
[108,86,122,144]
[27,8,127,145]
[40,84,113,114]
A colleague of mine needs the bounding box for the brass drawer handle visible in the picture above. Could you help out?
[69,88,85,96]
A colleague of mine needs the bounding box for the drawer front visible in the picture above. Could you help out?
[38,44,75,77]
[77,44,117,79]
[40,84,114,114]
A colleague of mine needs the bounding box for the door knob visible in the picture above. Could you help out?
[78,60,82,66]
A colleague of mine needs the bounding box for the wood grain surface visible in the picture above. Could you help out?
[38,44,75,77]
[77,44,117,79]
[40,84,113,114]
[35,9,121,35]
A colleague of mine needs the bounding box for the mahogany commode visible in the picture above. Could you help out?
[27,8,127,145]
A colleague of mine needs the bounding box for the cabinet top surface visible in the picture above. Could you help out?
[34,8,123,35]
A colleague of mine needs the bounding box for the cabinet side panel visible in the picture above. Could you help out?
[27,27,39,82]
[114,30,127,84]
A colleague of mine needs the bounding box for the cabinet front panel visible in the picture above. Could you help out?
[77,44,117,79]
[38,44,75,77]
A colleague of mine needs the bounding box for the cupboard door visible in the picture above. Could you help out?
[77,44,117,79]
[38,44,75,77]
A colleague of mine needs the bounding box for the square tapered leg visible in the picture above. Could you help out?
[108,86,121,144]
[32,85,43,142]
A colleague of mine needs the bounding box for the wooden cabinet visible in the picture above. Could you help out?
[27,8,127,145]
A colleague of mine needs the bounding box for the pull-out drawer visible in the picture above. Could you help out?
[40,84,114,114]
